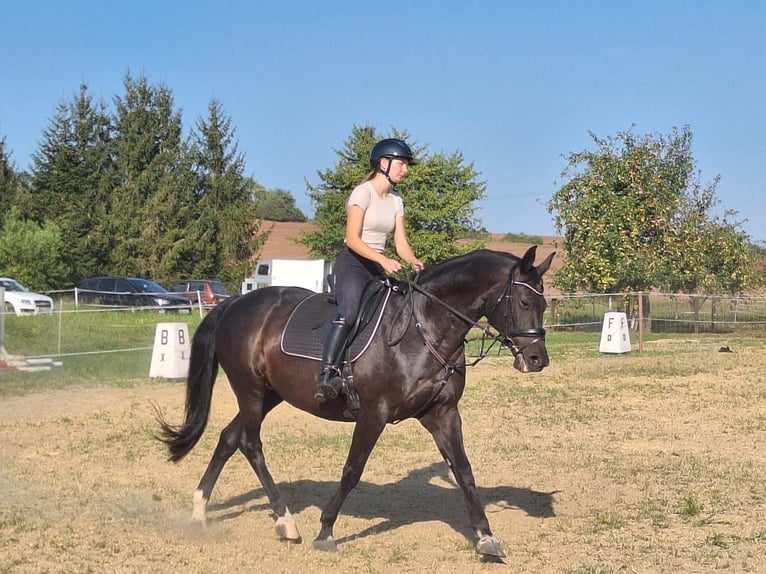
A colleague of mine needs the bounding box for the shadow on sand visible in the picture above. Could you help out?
[206,460,557,546]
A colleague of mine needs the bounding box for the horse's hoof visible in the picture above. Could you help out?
[191,490,208,527]
[476,536,506,559]
[275,512,302,542]
[312,536,337,552]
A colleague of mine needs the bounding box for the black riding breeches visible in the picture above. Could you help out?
[332,246,385,324]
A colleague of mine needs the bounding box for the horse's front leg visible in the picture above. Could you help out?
[313,417,386,552]
[419,405,506,559]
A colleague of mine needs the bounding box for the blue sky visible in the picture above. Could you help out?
[2,1,764,242]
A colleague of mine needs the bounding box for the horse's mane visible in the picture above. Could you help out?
[417,249,520,289]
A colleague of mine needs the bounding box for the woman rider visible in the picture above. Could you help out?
[315,138,424,402]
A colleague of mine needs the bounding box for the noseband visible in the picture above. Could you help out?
[487,277,547,356]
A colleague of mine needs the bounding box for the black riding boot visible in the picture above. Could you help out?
[314,320,352,402]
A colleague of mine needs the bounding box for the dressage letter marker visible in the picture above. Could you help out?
[599,312,631,354]
[149,322,191,379]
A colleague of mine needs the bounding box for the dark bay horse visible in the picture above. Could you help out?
[156,246,554,558]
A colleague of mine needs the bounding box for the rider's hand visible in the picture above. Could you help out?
[411,259,424,272]
[381,257,402,275]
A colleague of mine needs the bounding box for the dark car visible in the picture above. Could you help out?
[168,279,230,306]
[77,276,192,312]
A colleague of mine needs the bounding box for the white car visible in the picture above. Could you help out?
[0,277,55,315]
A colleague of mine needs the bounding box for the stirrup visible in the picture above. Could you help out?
[315,368,343,402]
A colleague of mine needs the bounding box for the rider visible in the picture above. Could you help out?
[315,138,424,402]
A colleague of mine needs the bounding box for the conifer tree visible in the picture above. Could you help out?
[0,135,19,227]
[110,73,193,281]
[28,84,113,284]
[189,99,261,288]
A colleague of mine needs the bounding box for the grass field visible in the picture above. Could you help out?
[0,309,205,396]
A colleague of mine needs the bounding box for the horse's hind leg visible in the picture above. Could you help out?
[237,389,302,542]
[192,414,244,525]
[191,391,297,540]
[419,405,506,560]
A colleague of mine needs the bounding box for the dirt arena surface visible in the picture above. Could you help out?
[1,340,765,573]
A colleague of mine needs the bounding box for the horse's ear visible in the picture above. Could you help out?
[537,251,556,276]
[520,245,538,273]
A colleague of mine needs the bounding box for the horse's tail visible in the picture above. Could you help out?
[155,296,239,462]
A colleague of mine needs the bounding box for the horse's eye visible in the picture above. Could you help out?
[519,298,530,309]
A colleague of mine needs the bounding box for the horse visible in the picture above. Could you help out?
[156,245,555,559]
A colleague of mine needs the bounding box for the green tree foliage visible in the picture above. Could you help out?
[501,232,545,245]
[254,188,307,221]
[0,208,67,289]
[753,244,766,281]
[302,125,486,263]
[659,181,756,295]
[0,135,20,226]
[189,99,262,289]
[403,149,486,261]
[110,73,193,280]
[27,84,113,284]
[21,75,266,291]
[302,126,376,259]
[548,126,755,295]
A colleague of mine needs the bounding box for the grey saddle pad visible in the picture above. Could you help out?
[280,289,391,362]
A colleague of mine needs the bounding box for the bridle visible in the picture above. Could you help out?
[385,267,547,423]
[391,264,547,368]
[483,275,547,356]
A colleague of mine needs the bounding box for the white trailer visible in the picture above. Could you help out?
[241,258,331,294]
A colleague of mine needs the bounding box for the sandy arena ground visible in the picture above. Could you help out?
[1,343,765,573]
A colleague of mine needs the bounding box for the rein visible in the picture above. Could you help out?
[404,280,503,364]
[387,270,546,422]
[406,273,546,361]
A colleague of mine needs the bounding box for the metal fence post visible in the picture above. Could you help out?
[0,287,5,355]
[637,291,644,353]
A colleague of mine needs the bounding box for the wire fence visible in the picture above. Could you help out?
[1,290,765,369]
[547,291,766,334]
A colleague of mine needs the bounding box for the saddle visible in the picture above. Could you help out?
[280,278,393,362]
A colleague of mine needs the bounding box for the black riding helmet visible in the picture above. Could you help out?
[369,138,417,171]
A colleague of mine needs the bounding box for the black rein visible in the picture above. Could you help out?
[385,271,546,423]
[406,272,546,360]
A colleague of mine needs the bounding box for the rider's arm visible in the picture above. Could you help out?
[393,215,424,272]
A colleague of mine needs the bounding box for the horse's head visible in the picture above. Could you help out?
[485,245,555,373]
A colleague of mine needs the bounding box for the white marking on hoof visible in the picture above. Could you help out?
[191,489,208,527]
[275,508,301,541]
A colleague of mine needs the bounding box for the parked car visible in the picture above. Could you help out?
[77,276,192,312]
[168,279,230,306]
[0,277,55,315]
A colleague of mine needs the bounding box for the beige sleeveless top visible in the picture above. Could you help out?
[346,181,404,252]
